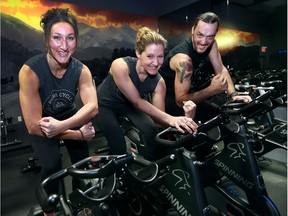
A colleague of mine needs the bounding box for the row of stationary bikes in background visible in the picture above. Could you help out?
[232,68,286,161]
[32,69,287,216]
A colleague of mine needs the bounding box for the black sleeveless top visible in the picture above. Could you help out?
[25,53,82,120]
[160,37,212,95]
[97,56,161,107]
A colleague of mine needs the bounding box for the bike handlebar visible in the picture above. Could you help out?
[67,154,134,179]
[36,154,134,212]
[36,153,167,212]
[155,113,229,148]
[220,89,284,117]
[155,90,286,149]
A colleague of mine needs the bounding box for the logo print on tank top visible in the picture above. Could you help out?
[43,89,75,115]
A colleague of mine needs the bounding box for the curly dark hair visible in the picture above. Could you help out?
[40,8,79,42]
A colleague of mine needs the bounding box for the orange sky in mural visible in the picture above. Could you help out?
[159,19,260,52]
[1,0,157,31]
[161,25,261,51]
[1,0,259,53]
[216,28,260,51]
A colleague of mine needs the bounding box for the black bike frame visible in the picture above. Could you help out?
[149,90,282,216]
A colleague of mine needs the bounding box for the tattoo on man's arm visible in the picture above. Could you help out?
[176,61,192,83]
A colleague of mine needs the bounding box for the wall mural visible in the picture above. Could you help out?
[1,0,261,95]
[1,0,158,93]
[159,18,261,71]
[159,18,260,52]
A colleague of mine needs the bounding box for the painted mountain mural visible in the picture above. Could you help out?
[1,10,264,94]
[1,12,137,81]
[1,13,136,60]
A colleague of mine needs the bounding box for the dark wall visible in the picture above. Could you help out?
[259,6,287,68]
[213,2,287,69]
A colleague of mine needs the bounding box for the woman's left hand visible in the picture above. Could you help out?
[183,100,196,119]
[79,122,95,141]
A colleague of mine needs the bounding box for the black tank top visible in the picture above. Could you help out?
[97,56,161,107]
[160,37,212,94]
[25,53,82,120]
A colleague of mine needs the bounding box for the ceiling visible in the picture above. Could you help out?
[54,0,286,16]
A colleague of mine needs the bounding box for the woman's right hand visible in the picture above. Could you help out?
[79,122,95,141]
[169,116,198,134]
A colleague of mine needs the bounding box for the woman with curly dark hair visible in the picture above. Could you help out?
[19,8,98,216]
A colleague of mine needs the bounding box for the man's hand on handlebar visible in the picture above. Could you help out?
[231,94,252,103]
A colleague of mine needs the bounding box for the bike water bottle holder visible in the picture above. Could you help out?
[69,174,117,204]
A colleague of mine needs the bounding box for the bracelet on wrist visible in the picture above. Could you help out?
[79,129,84,140]
[229,91,239,98]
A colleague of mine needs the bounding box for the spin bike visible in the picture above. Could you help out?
[234,81,287,160]
[143,89,283,216]
[35,152,177,216]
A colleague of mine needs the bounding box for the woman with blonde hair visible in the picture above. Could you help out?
[95,27,197,160]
